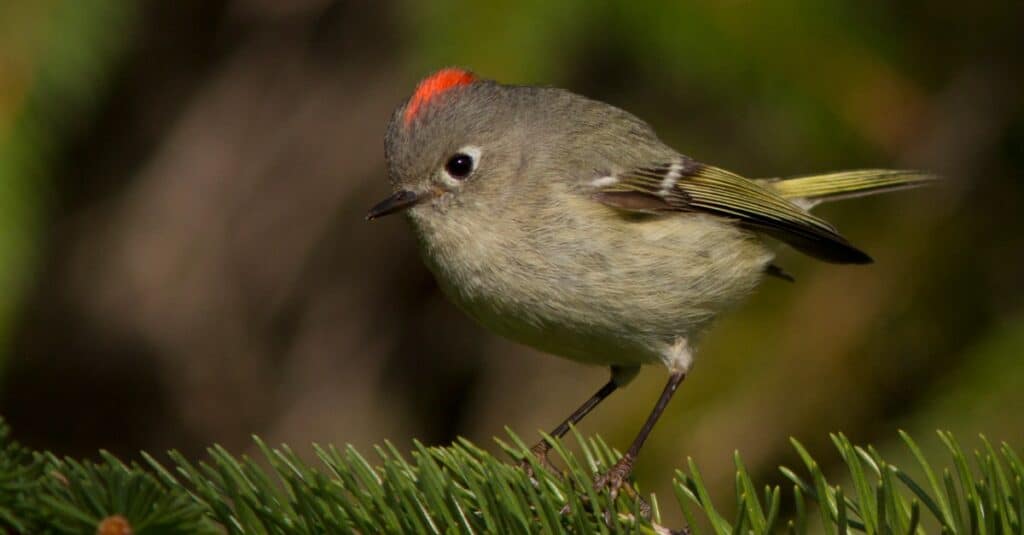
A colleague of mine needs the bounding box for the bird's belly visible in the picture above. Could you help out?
[449,294,663,367]
[413,207,773,367]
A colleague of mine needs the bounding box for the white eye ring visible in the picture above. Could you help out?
[440,145,482,186]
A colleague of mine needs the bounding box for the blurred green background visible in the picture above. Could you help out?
[1,0,1021,527]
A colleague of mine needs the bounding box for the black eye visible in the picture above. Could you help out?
[445,153,475,179]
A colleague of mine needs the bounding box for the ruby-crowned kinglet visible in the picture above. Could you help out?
[368,68,933,494]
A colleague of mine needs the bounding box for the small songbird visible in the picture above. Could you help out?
[368,67,933,495]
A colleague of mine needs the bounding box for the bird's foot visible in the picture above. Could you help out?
[593,453,652,521]
[519,441,560,481]
[593,452,635,500]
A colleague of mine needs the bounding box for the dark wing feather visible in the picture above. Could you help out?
[594,158,872,264]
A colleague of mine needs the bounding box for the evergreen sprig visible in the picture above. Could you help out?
[0,416,1021,534]
[0,421,43,532]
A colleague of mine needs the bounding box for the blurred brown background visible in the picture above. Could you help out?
[1,0,1022,522]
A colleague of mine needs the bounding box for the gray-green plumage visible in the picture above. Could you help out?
[382,74,933,378]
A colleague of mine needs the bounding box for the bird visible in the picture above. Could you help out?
[367,67,934,497]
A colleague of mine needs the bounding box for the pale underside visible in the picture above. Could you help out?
[410,188,773,371]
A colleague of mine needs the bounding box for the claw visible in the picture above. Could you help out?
[593,453,654,522]
[519,441,560,482]
[593,453,635,500]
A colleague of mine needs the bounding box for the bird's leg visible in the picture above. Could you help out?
[525,380,617,475]
[529,380,616,470]
[525,365,638,474]
[594,370,687,500]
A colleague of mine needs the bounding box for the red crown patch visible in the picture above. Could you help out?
[403,68,477,126]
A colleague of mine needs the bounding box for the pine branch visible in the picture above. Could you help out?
[1,416,1021,534]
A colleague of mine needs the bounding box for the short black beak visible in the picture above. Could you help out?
[366,190,421,220]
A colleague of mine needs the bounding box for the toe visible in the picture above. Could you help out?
[520,441,560,480]
[593,453,636,498]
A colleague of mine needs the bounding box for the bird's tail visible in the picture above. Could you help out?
[758,169,936,210]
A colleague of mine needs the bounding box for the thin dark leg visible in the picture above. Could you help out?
[625,370,686,458]
[525,365,638,474]
[595,371,687,496]
[529,379,618,461]
[551,380,617,439]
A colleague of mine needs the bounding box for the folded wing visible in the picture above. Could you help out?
[592,158,873,264]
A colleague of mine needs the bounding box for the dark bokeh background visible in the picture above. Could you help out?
[1,0,1022,523]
